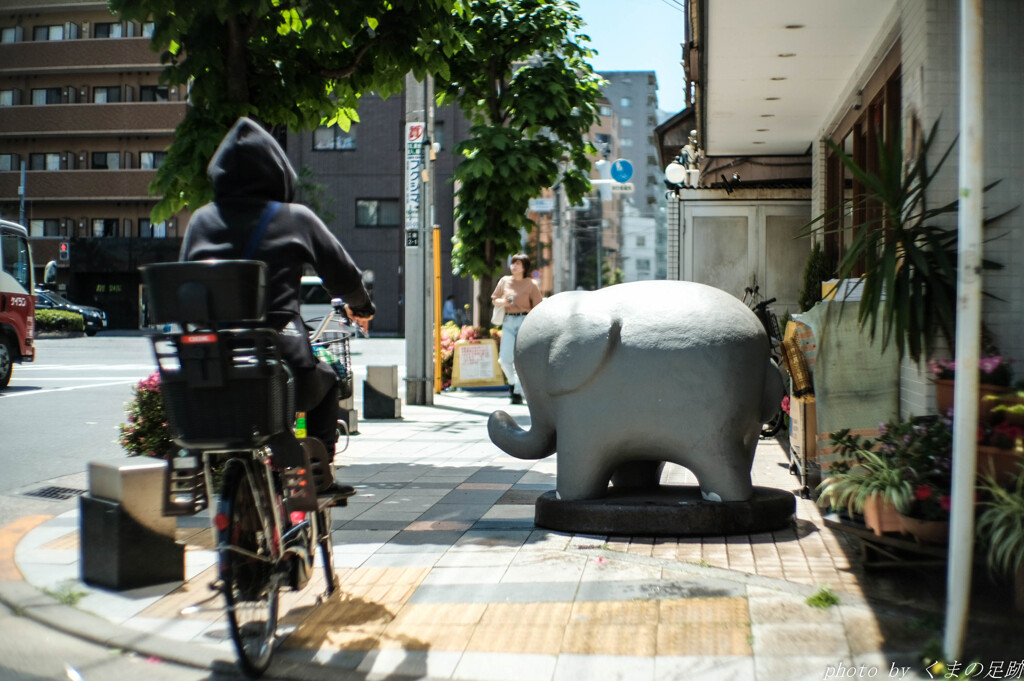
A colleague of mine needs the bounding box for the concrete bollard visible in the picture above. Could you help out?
[338,391,359,435]
[363,365,401,419]
[80,457,184,590]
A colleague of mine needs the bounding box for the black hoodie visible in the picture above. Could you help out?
[179,117,374,327]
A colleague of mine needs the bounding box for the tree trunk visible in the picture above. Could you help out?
[224,16,250,104]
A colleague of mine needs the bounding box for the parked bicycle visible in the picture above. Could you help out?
[742,284,788,438]
[141,260,357,677]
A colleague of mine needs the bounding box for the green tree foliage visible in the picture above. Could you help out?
[436,0,603,308]
[109,0,465,220]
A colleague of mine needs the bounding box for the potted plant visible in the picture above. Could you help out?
[890,415,954,544]
[929,354,1014,415]
[976,420,1024,487]
[801,118,1007,364]
[976,463,1024,611]
[816,429,912,536]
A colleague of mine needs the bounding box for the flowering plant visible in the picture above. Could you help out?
[820,413,953,520]
[928,355,1013,387]
[119,372,174,458]
[978,420,1024,450]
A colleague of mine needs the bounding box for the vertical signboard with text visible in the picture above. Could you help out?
[404,122,425,248]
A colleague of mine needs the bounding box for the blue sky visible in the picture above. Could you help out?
[576,0,688,113]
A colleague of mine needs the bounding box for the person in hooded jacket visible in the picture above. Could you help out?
[179,117,374,495]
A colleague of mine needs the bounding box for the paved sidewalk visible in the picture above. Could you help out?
[2,390,1022,681]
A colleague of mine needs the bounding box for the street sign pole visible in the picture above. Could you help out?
[403,74,433,405]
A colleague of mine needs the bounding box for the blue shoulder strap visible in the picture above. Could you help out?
[241,201,280,259]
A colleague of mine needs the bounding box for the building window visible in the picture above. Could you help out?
[139,85,168,102]
[620,117,633,127]
[29,219,60,237]
[93,86,122,103]
[636,236,646,247]
[91,152,120,170]
[29,153,60,171]
[636,258,651,272]
[599,105,612,117]
[140,151,166,169]
[142,22,156,37]
[0,154,16,171]
[313,125,356,150]
[31,88,62,105]
[139,219,166,237]
[91,218,119,237]
[433,120,445,151]
[620,138,633,147]
[620,97,632,107]
[0,89,14,106]
[356,199,400,228]
[93,22,122,38]
[1,27,18,43]
[33,25,64,41]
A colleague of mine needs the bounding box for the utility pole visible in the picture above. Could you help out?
[403,73,434,405]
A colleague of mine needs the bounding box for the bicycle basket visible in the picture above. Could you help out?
[313,331,353,400]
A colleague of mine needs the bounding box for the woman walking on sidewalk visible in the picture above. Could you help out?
[491,253,542,404]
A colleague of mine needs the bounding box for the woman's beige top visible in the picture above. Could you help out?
[491,276,543,314]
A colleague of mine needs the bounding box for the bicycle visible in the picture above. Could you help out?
[141,260,357,677]
[742,284,788,439]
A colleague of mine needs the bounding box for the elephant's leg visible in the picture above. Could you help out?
[684,439,754,502]
[554,434,615,501]
[610,461,665,491]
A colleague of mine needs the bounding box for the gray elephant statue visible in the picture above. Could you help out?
[488,280,785,503]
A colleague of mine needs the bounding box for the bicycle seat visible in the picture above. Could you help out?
[141,260,297,453]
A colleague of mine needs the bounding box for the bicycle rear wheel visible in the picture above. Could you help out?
[221,460,281,677]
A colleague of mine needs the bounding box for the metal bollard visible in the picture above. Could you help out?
[80,457,184,590]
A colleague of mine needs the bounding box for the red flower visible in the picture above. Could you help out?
[939,495,952,511]
[914,485,933,501]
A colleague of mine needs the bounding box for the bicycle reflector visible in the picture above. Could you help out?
[214,512,230,531]
[181,333,218,344]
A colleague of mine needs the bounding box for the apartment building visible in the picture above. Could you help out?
[0,0,188,328]
[598,71,667,281]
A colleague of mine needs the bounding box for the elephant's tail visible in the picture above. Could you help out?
[487,410,556,460]
[759,357,786,422]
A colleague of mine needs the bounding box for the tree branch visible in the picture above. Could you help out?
[320,36,381,79]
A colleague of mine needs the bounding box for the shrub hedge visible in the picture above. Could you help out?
[35,309,84,333]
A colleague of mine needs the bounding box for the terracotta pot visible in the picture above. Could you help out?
[898,513,949,545]
[933,379,1007,419]
[862,494,902,537]
[976,444,1022,487]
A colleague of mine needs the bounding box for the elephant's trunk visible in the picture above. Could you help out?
[487,410,556,460]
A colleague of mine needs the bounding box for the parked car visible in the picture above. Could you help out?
[34,289,107,336]
[298,275,335,326]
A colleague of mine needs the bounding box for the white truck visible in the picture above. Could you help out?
[0,220,35,389]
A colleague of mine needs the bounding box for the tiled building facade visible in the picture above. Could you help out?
[0,0,188,327]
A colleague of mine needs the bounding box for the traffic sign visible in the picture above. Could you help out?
[611,182,634,193]
[610,159,633,183]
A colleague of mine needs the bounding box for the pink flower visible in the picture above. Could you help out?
[781,395,791,415]
[979,356,1004,374]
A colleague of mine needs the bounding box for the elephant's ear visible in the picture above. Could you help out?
[547,310,620,396]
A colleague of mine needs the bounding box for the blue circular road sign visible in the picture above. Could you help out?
[610,159,633,183]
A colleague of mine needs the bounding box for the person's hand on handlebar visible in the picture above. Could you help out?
[344,304,373,334]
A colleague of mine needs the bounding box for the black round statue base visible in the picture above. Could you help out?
[534,485,795,537]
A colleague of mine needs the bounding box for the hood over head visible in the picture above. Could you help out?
[207,117,296,202]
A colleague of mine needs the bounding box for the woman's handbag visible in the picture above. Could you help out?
[490,304,505,326]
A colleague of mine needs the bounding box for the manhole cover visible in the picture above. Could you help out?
[24,486,85,501]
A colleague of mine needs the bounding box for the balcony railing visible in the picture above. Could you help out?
[0,37,164,75]
[0,102,185,137]
[0,169,158,201]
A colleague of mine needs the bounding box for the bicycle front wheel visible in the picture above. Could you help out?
[221,460,281,677]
